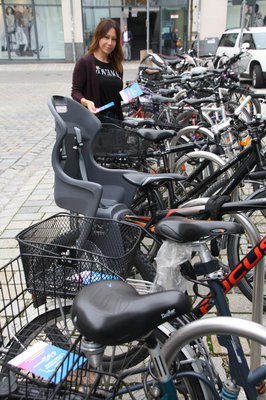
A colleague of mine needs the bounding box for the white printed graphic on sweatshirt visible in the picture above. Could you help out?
[95,65,121,79]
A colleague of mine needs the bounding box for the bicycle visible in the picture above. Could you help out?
[168,115,266,205]
[125,197,266,310]
[0,212,218,399]
[48,95,265,306]
[128,207,266,398]
[2,213,266,398]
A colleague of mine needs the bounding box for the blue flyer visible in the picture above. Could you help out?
[119,82,143,103]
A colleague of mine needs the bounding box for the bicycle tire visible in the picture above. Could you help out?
[168,125,216,172]
[2,307,206,399]
[202,176,246,199]
[131,187,165,261]
[128,248,156,281]
[173,150,234,204]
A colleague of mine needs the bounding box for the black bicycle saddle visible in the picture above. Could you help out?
[155,216,244,243]
[71,280,191,345]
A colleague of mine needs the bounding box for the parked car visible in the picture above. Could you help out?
[216,27,266,88]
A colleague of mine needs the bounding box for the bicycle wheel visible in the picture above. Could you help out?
[202,176,253,200]
[173,150,233,205]
[169,125,215,172]
[127,248,156,281]
[130,187,165,261]
[2,306,206,399]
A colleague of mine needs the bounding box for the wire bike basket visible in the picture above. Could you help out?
[93,122,151,161]
[0,257,153,400]
[0,256,99,400]
[16,212,142,298]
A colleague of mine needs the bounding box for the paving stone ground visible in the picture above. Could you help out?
[0,62,266,398]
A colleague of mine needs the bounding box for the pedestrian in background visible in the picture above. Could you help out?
[122,24,133,61]
[71,18,124,120]
[254,4,263,26]
[170,27,178,55]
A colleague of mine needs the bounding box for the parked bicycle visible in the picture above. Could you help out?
[1,211,266,398]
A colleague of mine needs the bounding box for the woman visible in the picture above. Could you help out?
[71,19,124,120]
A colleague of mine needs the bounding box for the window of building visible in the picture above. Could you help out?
[82,7,110,49]
[0,0,65,60]
[35,4,64,59]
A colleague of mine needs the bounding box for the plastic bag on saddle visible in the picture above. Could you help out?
[152,239,192,292]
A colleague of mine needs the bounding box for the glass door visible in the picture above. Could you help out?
[161,6,187,55]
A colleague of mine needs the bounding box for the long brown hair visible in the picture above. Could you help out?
[89,19,123,74]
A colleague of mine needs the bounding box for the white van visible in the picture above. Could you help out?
[216,27,266,88]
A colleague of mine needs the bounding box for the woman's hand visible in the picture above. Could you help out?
[81,98,97,113]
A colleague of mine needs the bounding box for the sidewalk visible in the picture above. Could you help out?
[0,62,265,398]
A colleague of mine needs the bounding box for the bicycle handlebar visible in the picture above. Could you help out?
[162,317,266,367]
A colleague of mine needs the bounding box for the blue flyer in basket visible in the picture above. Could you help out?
[8,341,85,384]
[119,82,143,103]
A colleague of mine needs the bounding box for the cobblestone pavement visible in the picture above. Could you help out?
[0,62,266,398]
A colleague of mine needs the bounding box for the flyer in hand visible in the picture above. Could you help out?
[119,82,143,103]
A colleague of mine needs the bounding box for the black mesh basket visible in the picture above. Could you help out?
[92,123,151,159]
[16,213,141,298]
[0,256,88,399]
[0,257,150,399]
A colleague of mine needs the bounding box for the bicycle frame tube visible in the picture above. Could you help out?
[218,152,257,196]
[175,144,254,206]
[193,236,266,318]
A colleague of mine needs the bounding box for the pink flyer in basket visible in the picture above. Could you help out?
[8,341,85,384]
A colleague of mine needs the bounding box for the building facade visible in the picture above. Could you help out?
[0,0,265,63]
[0,0,189,62]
